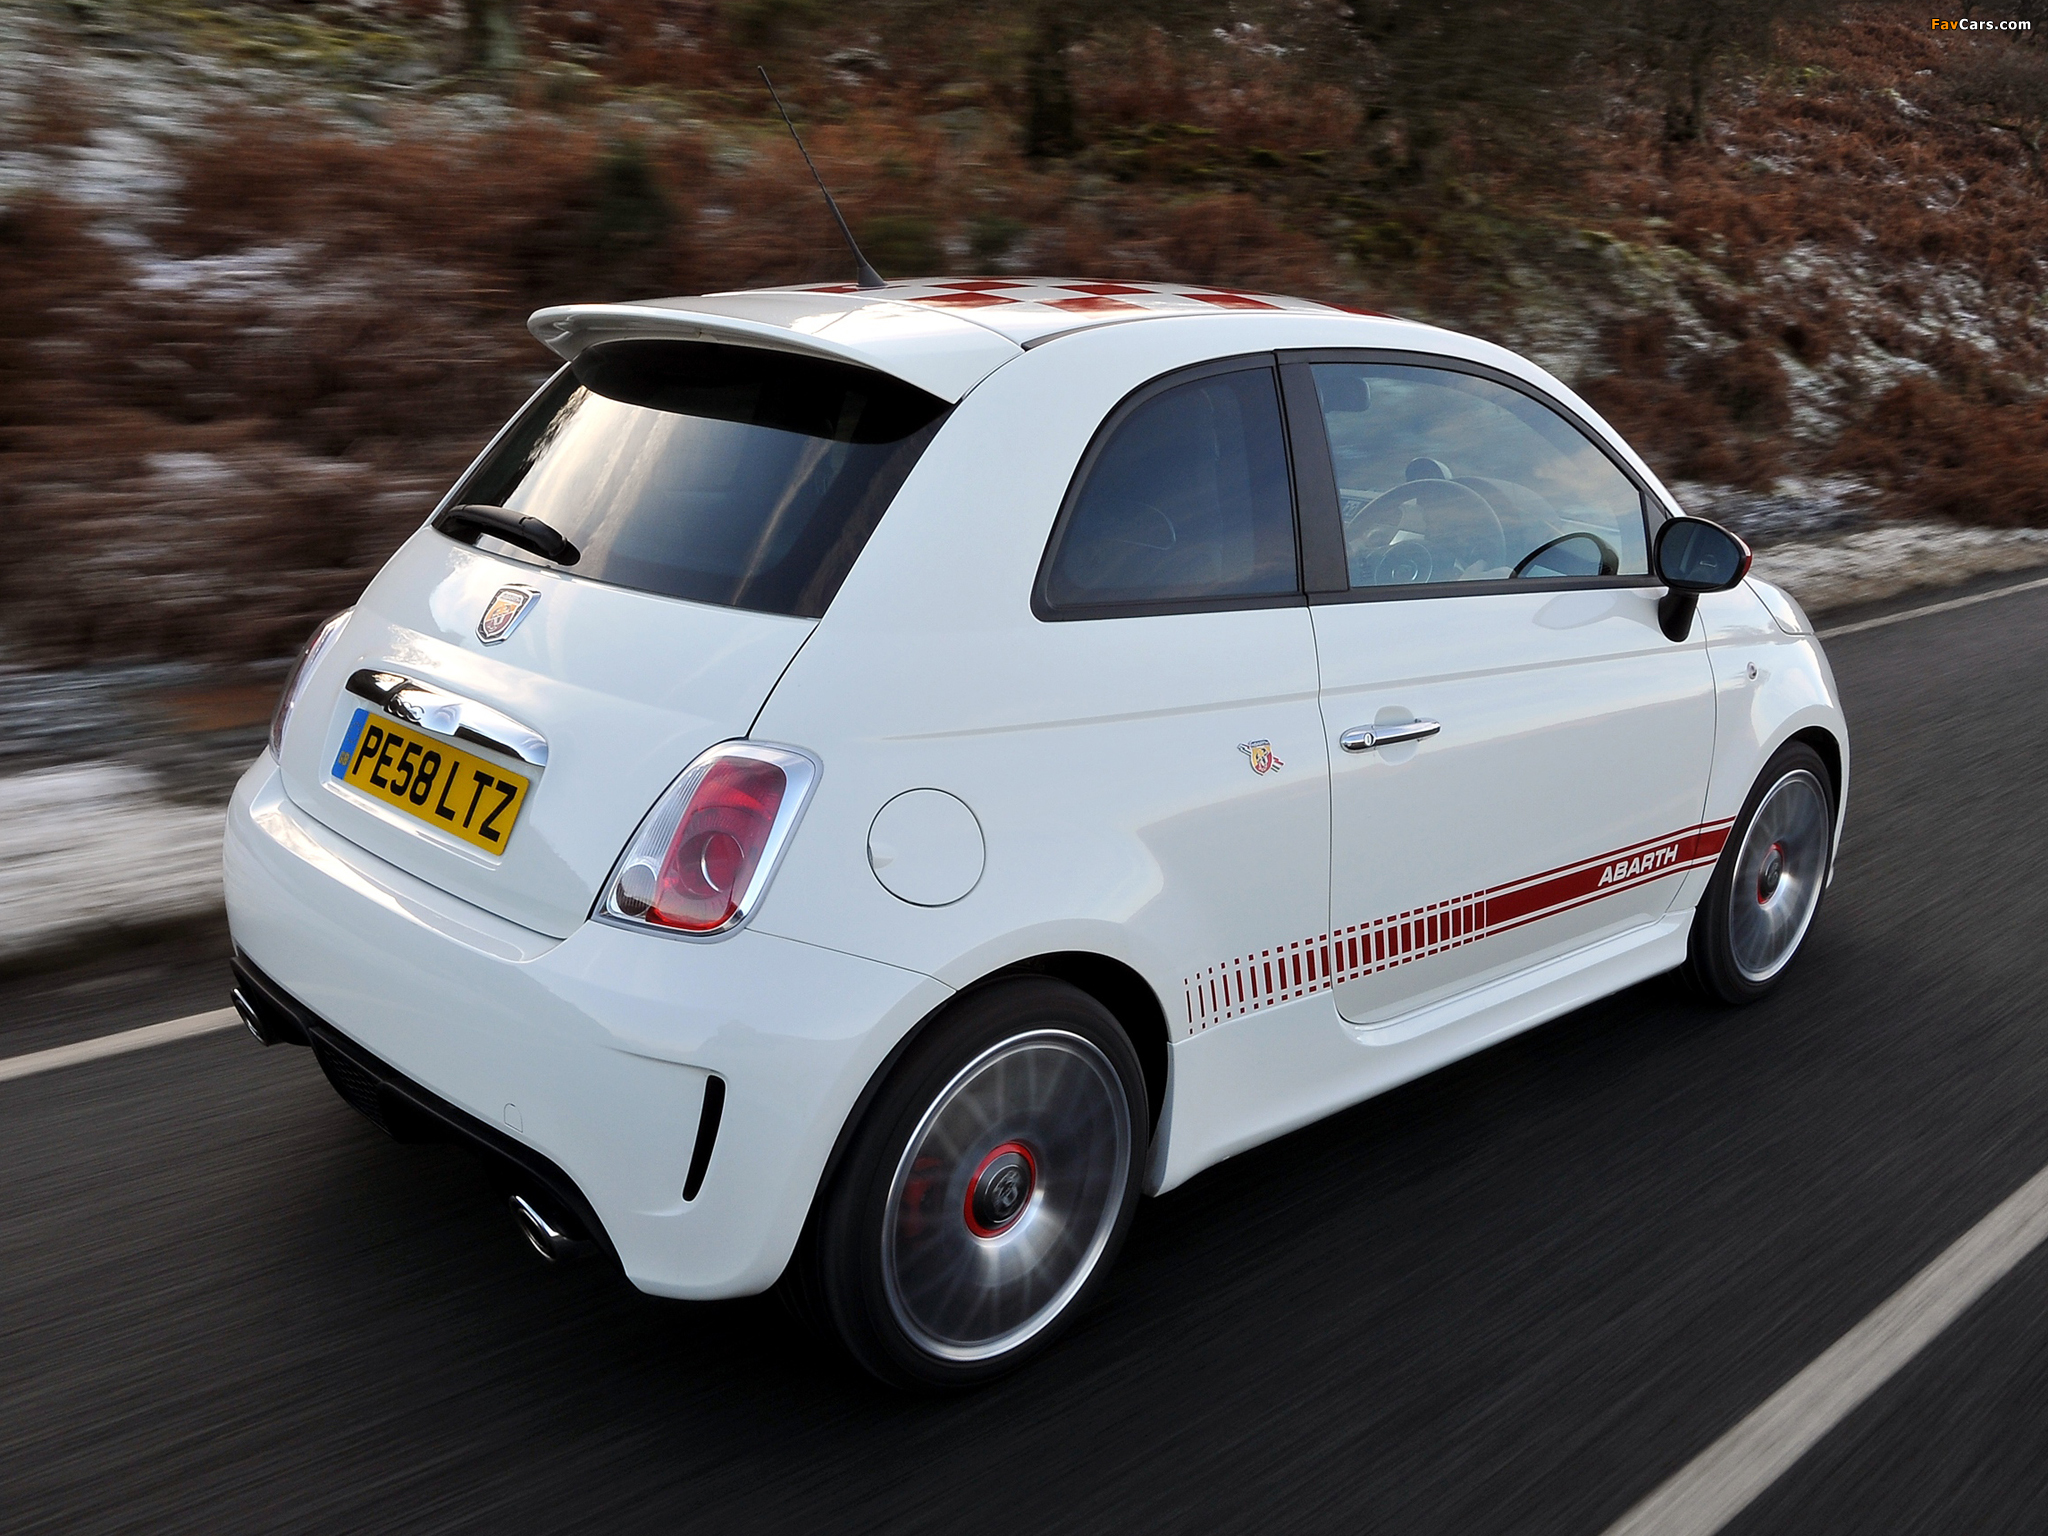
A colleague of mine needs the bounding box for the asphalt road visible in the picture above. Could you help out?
[8,577,2048,1536]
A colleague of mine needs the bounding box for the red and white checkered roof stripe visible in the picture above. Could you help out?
[776,277,1388,319]
[536,278,1403,403]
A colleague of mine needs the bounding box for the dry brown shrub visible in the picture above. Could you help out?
[1078,28,1359,158]
[1662,15,2048,290]
[12,0,2048,670]
[1579,318,1789,487]
[1777,300,1844,366]
[1581,373,1766,486]
[1702,336,1792,432]
[1572,3,2048,496]
[0,196,132,434]
[20,76,96,148]
[1591,8,2048,302]
[1078,29,1197,133]
[1160,194,1334,292]
[9,445,443,664]
[1826,378,2048,526]
[165,111,704,306]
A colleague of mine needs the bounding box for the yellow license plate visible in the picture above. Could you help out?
[331,707,530,854]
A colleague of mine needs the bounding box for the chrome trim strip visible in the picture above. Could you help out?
[344,669,549,768]
[1339,718,1441,753]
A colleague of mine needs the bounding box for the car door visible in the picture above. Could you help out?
[1280,352,1719,1027]
[1029,357,1331,1037]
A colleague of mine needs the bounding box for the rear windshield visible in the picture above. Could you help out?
[446,339,950,617]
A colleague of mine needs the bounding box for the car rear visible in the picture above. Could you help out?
[226,334,962,1294]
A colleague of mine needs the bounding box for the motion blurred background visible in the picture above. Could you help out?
[2,0,2046,956]
[9,15,2048,1530]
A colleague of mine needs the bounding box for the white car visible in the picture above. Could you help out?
[227,277,1848,1387]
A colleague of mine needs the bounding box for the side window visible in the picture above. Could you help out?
[1309,363,1650,589]
[1041,367,1298,613]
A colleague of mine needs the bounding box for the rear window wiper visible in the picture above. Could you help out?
[433,504,581,567]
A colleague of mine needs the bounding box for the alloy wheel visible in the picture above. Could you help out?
[1727,768,1831,983]
[881,1029,1133,1363]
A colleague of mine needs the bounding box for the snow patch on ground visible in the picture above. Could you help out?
[1754,521,2048,615]
[1673,474,1878,544]
[0,762,223,964]
[133,244,309,300]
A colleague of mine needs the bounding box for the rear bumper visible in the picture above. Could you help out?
[224,754,952,1299]
[234,951,621,1262]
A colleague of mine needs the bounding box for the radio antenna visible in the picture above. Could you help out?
[759,67,886,291]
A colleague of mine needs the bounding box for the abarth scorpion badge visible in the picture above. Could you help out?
[477,585,540,644]
[1239,739,1282,775]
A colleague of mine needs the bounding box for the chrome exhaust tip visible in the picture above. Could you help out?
[232,988,270,1046]
[508,1194,595,1264]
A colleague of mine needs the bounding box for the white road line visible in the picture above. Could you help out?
[0,1009,241,1083]
[1818,572,2048,640]
[1603,1160,2048,1536]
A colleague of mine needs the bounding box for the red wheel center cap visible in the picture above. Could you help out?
[1757,841,1786,905]
[965,1142,1037,1237]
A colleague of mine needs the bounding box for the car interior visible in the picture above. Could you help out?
[1316,364,1650,588]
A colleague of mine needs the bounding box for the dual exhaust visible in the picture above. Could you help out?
[508,1194,597,1263]
[233,981,307,1048]
[234,953,617,1269]
[233,988,269,1044]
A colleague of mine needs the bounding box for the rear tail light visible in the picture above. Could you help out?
[270,609,351,758]
[599,742,820,938]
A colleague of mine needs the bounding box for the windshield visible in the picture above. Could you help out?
[447,339,951,617]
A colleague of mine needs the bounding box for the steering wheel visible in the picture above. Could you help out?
[1510,530,1621,579]
[1363,537,1436,585]
[1355,477,1505,575]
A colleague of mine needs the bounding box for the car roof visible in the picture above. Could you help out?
[529,278,1394,403]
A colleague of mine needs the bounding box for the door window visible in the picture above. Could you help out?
[1307,363,1649,590]
[1038,366,1298,614]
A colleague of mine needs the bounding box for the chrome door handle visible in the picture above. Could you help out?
[1339,719,1440,753]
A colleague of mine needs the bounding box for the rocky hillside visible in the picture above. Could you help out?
[2,0,2044,665]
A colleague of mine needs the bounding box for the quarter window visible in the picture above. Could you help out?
[1040,367,1298,613]
[1308,363,1649,589]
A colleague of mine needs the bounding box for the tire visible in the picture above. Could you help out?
[1682,741,1836,1005]
[790,977,1148,1390]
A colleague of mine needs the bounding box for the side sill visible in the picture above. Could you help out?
[1346,915,1691,1047]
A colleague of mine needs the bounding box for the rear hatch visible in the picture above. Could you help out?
[275,338,951,937]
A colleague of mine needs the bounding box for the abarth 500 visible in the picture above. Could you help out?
[228,277,1847,1387]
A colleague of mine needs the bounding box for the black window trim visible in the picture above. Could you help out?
[1274,347,1671,607]
[1031,353,1307,623]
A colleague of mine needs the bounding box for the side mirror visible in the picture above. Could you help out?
[1653,517,1752,641]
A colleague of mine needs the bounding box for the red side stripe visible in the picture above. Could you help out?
[1179,816,1740,1031]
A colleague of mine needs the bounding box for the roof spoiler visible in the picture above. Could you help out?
[527,301,1019,403]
